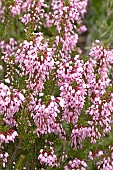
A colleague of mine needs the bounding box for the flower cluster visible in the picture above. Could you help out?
[0,83,25,126]
[0,38,17,64]
[0,152,9,168]
[10,0,33,16]
[38,145,59,167]
[29,95,66,139]
[57,57,86,124]
[10,0,47,29]
[86,95,113,143]
[15,33,55,94]
[71,126,90,149]
[0,129,18,144]
[64,158,87,170]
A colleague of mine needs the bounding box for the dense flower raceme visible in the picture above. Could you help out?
[64,158,87,170]
[38,141,67,168]
[0,83,25,126]
[0,129,18,145]
[38,145,59,167]
[71,125,90,150]
[14,33,55,94]
[84,42,113,102]
[10,0,33,16]
[0,38,18,64]
[84,41,113,143]
[86,95,113,143]
[57,56,86,124]
[50,0,87,56]
[0,38,18,85]
[0,152,9,168]
[29,95,66,139]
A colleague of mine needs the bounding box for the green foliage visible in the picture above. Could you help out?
[86,0,113,48]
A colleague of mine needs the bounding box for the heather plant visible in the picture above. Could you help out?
[0,0,113,170]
